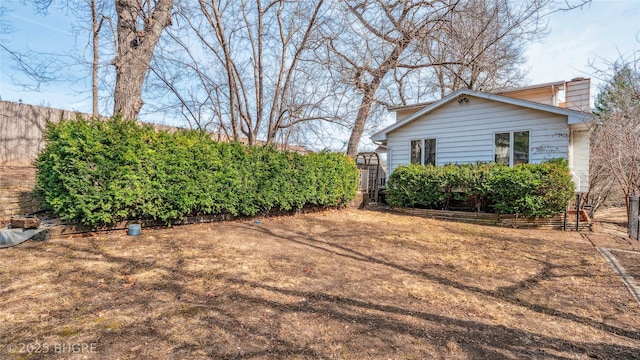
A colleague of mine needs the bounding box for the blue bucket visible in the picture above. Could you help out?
[128,224,141,236]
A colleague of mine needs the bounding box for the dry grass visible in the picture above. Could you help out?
[1,208,639,359]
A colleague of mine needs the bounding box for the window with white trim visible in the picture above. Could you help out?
[424,138,436,165]
[494,131,529,166]
[410,138,436,165]
[410,140,421,164]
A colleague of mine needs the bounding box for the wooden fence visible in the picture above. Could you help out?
[0,100,310,168]
[0,101,94,167]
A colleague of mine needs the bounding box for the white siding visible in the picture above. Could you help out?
[569,129,590,192]
[387,96,570,174]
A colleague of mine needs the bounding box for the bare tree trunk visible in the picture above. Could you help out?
[113,0,173,120]
[344,38,412,158]
[346,101,371,157]
[347,80,380,157]
[91,0,104,118]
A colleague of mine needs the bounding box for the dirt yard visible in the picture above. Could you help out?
[1,209,639,359]
[592,206,640,280]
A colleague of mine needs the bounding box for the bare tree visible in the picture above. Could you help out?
[81,0,118,117]
[1,1,118,115]
[585,128,616,211]
[90,0,104,116]
[112,0,174,120]
[327,0,460,157]
[144,0,339,146]
[74,0,117,117]
[590,56,640,215]
[422,0,537,97]
[324,0,590,157]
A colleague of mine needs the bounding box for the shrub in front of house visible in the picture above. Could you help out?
[386,160,574,218]
[35,116,358,226]
[485,159,575,218]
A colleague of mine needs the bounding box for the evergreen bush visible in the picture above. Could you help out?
[387,160,574,218]
[35,116,358,226]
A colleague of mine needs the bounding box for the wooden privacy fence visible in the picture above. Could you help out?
[0,101,104,223]
[0,101,93,167]
[630,195,639,240]
[0,167,41,225]
[0,100,308,167]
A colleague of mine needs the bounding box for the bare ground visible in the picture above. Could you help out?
[592,207,640,280]
[1,208,639,359]
[594,207,630,237]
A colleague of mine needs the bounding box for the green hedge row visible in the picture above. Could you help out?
[35,116,359,226]
[386,160,575,218]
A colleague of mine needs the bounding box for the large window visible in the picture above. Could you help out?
[494,131,529,166]
[410,138,436,165]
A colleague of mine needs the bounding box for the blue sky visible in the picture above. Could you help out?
[524,0,640,87]
[1,0,639,123]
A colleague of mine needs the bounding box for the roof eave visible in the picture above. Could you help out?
[371,131,387,142]
[494,80,566,94]
[387,101,435,112]
[568,113,595,129]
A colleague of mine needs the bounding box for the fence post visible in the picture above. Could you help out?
[575,193,581,232]
[630,194,639,240]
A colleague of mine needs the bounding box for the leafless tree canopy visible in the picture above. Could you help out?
[1,0,116,108]
[321,0,590,157]
[422,0,543,97]
[6,0,591,150]
[148,0,591,151]
[590,56,640,214]
[146,0,342,147]
[0,3,68,92]
[324,0,459,156]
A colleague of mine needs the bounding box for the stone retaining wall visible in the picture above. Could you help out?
[0,167,42,225]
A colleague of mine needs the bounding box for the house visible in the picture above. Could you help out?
[371,78,593,192]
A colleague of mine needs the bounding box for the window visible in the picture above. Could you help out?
[424,138,436,165]
[494,133,510,164]
[410,140,422,164]
[494,131,529,166]
[513,131,529,165]
[410,138,436,165]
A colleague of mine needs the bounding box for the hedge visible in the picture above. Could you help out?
[386,160,575,218]
[35,116,359,226]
